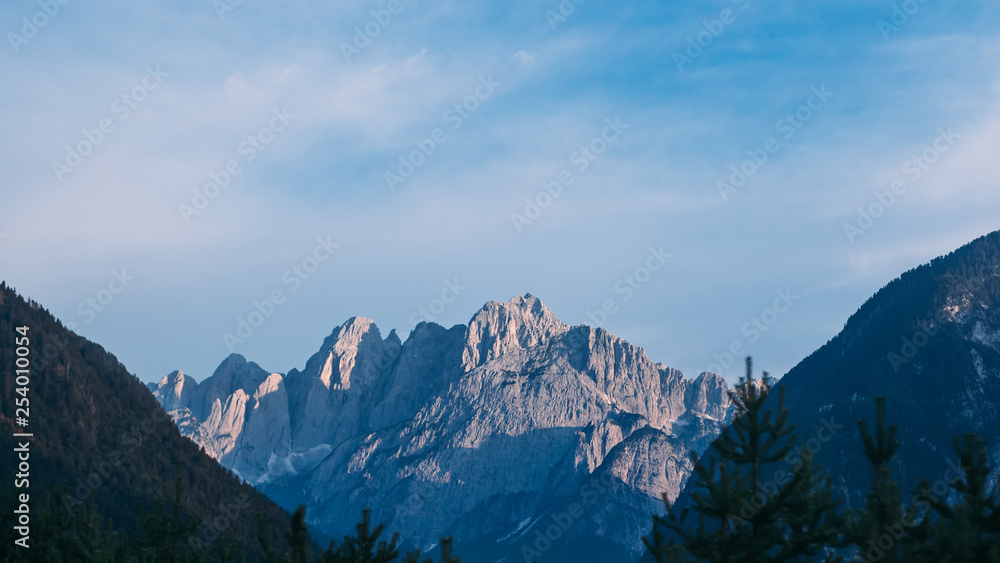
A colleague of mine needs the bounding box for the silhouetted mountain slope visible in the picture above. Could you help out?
[668,231,1000,533]
[0,282,292,559]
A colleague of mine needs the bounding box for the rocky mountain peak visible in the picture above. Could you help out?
[153,369,195,411]
[187,353,270,420]
[684,372,731,421]
[307,315,391,390]
[151,293,731,560]
[462,293,569,369]
[336,315,378,339]
[211,353,268,386]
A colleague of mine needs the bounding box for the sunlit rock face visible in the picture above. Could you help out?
[152,294,732,560]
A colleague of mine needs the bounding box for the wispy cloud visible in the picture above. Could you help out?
[1,0,998,383]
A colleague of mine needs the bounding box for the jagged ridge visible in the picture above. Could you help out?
[151,293,732,561]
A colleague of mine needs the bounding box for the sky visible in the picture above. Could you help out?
[1,0,999,385]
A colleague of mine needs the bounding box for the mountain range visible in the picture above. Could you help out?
[150,293,734,561]
[7,229,998,561]
[151,230,1000,562]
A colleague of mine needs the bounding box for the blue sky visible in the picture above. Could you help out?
[1,0,999,384]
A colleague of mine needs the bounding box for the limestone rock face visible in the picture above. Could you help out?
[152,370,195,411]
[151,294,732,560]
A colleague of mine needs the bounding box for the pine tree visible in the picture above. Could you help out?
[211,535,248,563]
[135,464,205,562]
[255,506,468,563]
[434,538,463,563]
[905,433,1000,562]
[71,496,127,562]
[1,487,127,563]
[286,506,311,563]
[329,509,401,562]
[645,357,843,562]
[844,396,908,562]
[258,514,281,563]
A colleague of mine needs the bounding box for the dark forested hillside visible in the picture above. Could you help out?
[662,230,1000,554]
[0,282,293,560]
[772,230,1000,500]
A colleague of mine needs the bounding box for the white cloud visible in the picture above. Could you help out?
[2,0,1000,383]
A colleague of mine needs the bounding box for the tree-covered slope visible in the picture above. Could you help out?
[670,230,1000,527]
[0,282,293,560]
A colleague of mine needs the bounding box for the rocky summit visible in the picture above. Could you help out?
[151,293,733,561]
